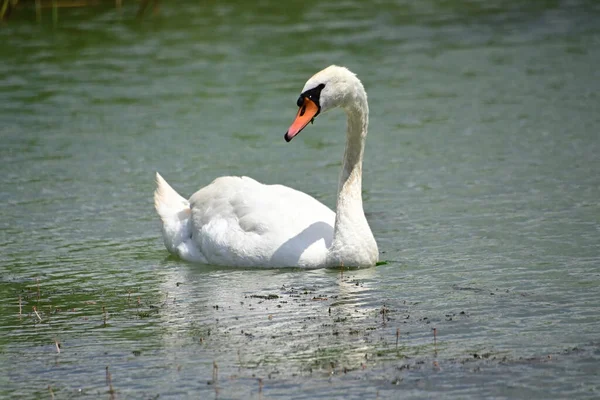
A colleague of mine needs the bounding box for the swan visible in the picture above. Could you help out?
[154,65,378,268]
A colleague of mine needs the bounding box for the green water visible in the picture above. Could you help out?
[1,0,599,398]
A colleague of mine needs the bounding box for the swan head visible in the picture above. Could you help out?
[285,65,365,142]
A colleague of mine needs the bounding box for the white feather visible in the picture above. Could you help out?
[153,65,378,268]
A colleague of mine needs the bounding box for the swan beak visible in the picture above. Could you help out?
[284,97,319,142]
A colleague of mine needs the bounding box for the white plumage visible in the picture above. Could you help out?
[154,65,378,268]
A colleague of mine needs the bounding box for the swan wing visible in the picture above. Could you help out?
[188,176,335,268]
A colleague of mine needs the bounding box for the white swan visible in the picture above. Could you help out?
[154,65,378,268]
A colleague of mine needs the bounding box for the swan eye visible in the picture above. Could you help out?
[298,83,325,108]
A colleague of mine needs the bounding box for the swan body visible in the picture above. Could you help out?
[154,65,378,268]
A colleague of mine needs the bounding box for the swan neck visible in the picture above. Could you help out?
[339,105,367,194]
[328,93,377,266]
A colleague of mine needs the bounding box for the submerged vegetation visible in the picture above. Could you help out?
[3,271,597,398]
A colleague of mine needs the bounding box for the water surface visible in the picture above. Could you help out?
[1,0,599,398]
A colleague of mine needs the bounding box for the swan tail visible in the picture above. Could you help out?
[154,172,193,255]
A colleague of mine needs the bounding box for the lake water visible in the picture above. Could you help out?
[1,0,599,398]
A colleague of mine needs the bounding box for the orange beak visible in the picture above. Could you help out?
[284,97,319,142]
